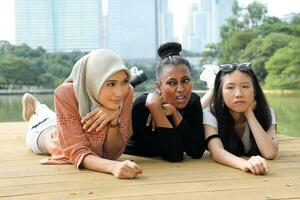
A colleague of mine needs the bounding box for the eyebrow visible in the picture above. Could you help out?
[105,80,117,83]
[166,78,177,81]
[166,75,190,80]
[225,81,251,85]
[105,77,129,82]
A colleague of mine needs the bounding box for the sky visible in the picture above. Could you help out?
[0,0,299,44]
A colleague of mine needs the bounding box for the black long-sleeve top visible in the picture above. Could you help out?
[125,92,206,162]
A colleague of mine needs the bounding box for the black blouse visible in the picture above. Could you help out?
[125,92,206,162]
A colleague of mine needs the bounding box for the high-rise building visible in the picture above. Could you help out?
[157,0,174,44]
[187,2,208,52]
[212,0,233,42]
[15,1,54,51]
[15,0,173,60]
[184,0,232,53]
[15,0,102,52]
[101,0,158,60]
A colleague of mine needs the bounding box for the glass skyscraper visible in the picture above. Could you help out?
[15,0,102,52]
[15,0,167,60]
[101,0,158,60]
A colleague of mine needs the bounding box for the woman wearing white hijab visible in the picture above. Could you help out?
[22,49,143,179]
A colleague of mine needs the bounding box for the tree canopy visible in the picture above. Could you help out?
[200,0,300,89]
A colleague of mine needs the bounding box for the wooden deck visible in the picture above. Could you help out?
[0,122,299,200]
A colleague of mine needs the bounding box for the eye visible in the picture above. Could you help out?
[226,86,234,90]
[123,79,129,85]
[242,85,250,88]
[167,80,177,86]
[182,77,191,84]
[107,82,115,87]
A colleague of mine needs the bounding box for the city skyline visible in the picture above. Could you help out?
[1,0,300,46]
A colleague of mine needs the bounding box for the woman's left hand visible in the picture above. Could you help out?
[82,107,121,132]
[242,155,269,175]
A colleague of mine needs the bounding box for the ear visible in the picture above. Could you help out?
[155,81,162,93]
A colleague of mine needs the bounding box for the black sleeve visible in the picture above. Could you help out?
[176,94,206,159]
[126,93,184,162]
[153,127,184,162]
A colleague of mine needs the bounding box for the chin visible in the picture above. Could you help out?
[231,107,247,114]
[106,104,121,111]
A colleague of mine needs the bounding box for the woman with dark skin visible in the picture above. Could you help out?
[125,42,213,162]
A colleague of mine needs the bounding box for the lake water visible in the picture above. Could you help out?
[1,91,299,137]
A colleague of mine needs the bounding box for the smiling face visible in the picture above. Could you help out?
[221,70,255,114]
[98,70,129,110]
[156,64,192,109]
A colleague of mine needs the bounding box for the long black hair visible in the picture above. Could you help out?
[211,68,272,156]
[156,42,191,80]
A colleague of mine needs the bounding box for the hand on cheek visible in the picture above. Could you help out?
[244,100,257,118]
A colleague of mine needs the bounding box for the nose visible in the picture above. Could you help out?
[235,87,243,98]
[113,85,124,97]
[176,83,184,93]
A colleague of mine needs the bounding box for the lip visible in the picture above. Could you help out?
[175,95,187,103]
[234,100,246,105]
[110,99,123,104]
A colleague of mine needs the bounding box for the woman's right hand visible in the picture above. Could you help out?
[82,107,120,132]
[112,160,143,179]
[241,155,269,175]
[145,92,163,108]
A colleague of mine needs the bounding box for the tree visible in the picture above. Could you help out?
[265,40,300,89]
[199,43,219,65]
[0,54,39,88]
[241,33,297,81]
[219,30,256,64]
[246,1,267,27]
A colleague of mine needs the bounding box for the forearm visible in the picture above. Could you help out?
[200,89,213,109]
[82,154,118,174]
[172,109,183,127]
[104,120,124,157]
[148,104,173,128]
[176,121,205,158]
[246,112,278,159]
[211,147,247,171]
[155,128,184,162]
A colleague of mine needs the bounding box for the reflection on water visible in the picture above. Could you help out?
[0,94,54,122]
[266,91,300,137]
[0,91,299,137]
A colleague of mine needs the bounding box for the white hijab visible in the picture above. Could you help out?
[65,49,130,117]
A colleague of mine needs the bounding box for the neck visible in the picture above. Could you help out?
[229,110,246,124]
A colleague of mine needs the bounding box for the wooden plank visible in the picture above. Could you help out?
[0,122,299,200]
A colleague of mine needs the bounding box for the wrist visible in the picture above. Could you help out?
[108,160,119,174]
[146,102,162,110]
[109,118,120,128]
[244,110,254,119]
[240,159,249,172]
